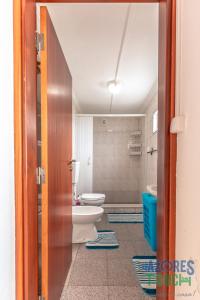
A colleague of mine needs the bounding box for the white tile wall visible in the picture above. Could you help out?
[139,94,158,199]
[93,117,143,204]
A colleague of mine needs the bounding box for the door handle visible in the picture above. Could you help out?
[67,159,76,166]
[67,159,76,172]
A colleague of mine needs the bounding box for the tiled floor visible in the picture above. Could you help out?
[61,209,156,300]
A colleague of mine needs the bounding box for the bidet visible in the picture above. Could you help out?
[72,206,104,243]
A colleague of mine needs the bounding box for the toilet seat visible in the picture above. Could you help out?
[81,193,105,200]
[80,193,105,206]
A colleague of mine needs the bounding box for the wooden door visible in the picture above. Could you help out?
[14,0,38,299]
[40,6,72,300]
[157,1,176,300]
[15,1,176,300]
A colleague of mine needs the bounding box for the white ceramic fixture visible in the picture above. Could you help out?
[72,206,104,243]
[146,184,157,197]
[80,193,106,206]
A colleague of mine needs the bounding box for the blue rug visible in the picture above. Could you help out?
[107,213,143,223]
[86,230,119,249]
[132,256,157,296]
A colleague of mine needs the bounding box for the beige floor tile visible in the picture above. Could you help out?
[107,224,131,241]
[107,258,138,286]
[76,244,107,259]
[72,244,80,261]
[61,211,155,300]
[68,257,108,286]
[133,240,156,256]
[107,241,135,259]
[96,221,110,231]
[62,286,108,300]
[126,224,145,241]
[107,286,148,300]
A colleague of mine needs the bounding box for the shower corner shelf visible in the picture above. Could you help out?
[128,130,142,157]
[129,151,142,156]
[128,143,142,149]
[130,130,142,137]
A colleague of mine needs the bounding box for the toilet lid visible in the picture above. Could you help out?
[81,193,105,200]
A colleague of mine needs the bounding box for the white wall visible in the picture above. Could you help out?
[141,94,158,194]
[72,101,77,159]
[75,117,93,195]
[0,0,15,299]
[175,1,200,299]
[144,95,158,188]
[139,94,158,202]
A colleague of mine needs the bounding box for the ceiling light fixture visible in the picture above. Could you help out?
[108,80,121,95]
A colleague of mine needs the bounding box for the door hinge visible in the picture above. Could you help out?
[36,32,44,52]
[36,167,46,185]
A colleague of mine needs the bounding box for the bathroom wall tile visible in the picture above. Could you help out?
[101,191,139,204]
[93,117,144,204]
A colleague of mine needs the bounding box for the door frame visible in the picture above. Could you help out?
[14,1,176,300]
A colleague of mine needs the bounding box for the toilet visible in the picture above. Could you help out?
[72,206,104,243]
[72,160,106,207]
[80,193,105,206]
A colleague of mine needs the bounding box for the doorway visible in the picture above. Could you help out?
[14,1,176,300]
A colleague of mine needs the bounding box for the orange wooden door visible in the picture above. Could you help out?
[40,6,72,300]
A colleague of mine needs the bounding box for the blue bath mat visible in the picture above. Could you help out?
[86,230,119,249]
[107,213,143,223]
[132,256,157,296]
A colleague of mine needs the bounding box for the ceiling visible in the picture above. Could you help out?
[40,3,158,114]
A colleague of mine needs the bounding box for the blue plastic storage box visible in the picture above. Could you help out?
[142,192,157,252]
